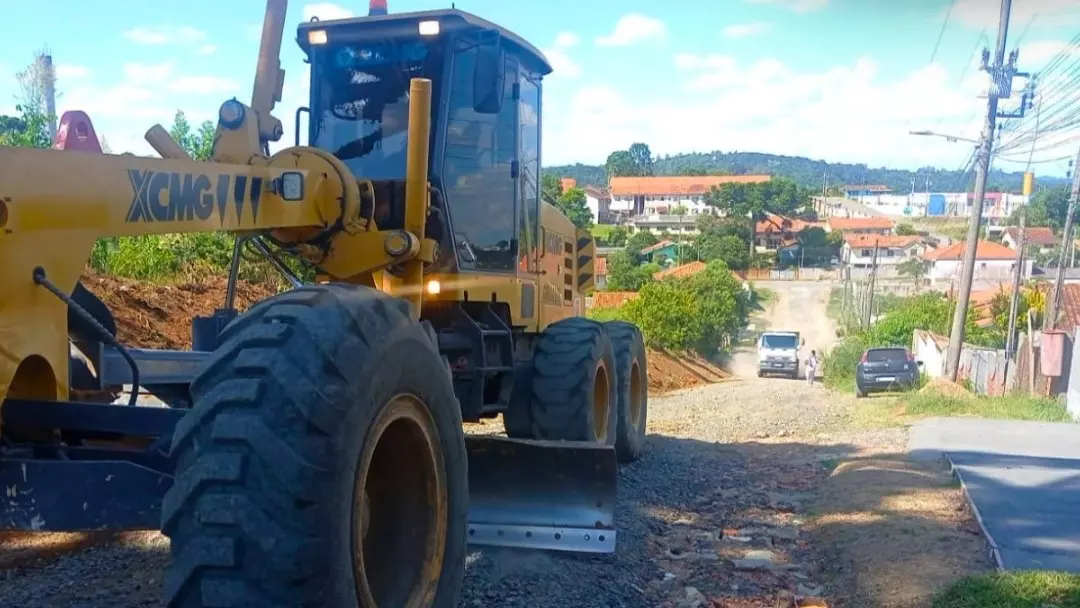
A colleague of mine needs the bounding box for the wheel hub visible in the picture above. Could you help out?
[352,394,447,608]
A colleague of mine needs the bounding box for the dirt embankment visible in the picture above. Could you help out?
[83,270,728,393]
[80,270,279,350]
[648,347,730,393]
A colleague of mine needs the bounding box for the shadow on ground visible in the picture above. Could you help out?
[0,434,998,608]
[911,448,1080,574]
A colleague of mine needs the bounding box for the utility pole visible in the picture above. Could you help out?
[864,241,880,329]
[944,0,1030,381]
[1005,207,1025,363]
[1044,146,1080,330]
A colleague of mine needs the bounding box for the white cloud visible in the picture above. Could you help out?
[122,26,206,46]
[1017,39,1080,68]
[722,21,774,38]
[55,64,90,79]
[543,32,583,78]
[196,44,218,56]
[169,76,240,95]
[745,0,828,13]
[303,2,354,21]
[953,0,1080,29]
[124,62,174,85]
[542,55,993,171]
[553,32,580,49]
[595,15,668,47]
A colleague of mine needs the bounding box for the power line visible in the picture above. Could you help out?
[929,0,958,65]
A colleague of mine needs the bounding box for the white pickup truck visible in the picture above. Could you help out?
[756,331,804,379]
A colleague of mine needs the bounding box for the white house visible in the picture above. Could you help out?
[583,186,612,224]
[923,239,1032,290]
[1001,226,1057,253]
[842,234,927,278]
[607,175,771,217]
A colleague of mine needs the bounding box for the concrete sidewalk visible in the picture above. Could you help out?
[909,417,1080,572]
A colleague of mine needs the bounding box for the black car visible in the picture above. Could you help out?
[855,347,923,398]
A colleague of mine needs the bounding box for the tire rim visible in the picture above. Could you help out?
[592,360,611,442]
[628,360,644,430]
[352,394,447,608]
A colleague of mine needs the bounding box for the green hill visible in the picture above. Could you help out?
[546,151,1068,193]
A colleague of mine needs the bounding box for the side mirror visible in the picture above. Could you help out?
[473,42,504,115]
[800,338,806,346]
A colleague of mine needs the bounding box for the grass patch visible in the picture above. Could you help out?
[754,286,775,306]
[590,224,615,243]
[827,286,845,320]
[904,392,1073,423]
[932,571,1080,608]
[89,235,314,286]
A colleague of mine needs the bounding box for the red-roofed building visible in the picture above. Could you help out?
[753,213,823,251]
[841,234,927,272]
[608,175,771,217]
[1001,226,1057,253]
[923,240,1032,289]
[593,256,608,290]
[826,216,895,235]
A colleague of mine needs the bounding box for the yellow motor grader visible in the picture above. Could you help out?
[0,1,650,606]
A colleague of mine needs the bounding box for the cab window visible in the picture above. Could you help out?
[443,44,518,272]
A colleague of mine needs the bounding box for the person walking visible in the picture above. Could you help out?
[805,350,819,386]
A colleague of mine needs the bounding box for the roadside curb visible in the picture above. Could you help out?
[944,451,1004,571]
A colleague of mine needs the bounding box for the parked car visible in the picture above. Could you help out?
[855,346,923,398]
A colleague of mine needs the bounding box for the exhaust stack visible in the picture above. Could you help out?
[369,0,387,15]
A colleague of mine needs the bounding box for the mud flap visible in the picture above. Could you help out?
[464,435,618,554]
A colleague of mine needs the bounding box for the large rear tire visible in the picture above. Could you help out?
[161,285,467,608]
[603,321,648,462]
[528,317,617,444]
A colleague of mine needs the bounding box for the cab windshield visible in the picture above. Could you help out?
[309,38,443,180]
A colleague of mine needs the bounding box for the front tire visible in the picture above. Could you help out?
[161,285,468,608]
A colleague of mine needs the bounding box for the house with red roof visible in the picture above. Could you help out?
[1001,226,1057,254]
[841,234,927,275]
[923,240,1032,290]
[825,216,895,235]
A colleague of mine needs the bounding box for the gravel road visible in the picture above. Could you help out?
[0,281,906,608]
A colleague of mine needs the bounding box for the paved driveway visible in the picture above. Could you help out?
[909,417,1080,572]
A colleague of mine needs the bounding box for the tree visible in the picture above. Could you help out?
[605,250,660,291]
[696,234,750,269]
[627,142,654,176]
[169,110,216,160]
[607,226,628,247]
[625,230,660,260]
[0,105,50,148]
[1017,186,1070,230]
[897,257,928,286]
[605,150,635,179]
[795,226,839,265]
[540,172,563,203]
[16,52,57,114]
[896,223,918,236]
[556,186,593,230]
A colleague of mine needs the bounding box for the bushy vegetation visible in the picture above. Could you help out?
[822,292,1000,387]
[589,260,749,353]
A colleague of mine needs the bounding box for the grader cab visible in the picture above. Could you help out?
[0,1,649,606]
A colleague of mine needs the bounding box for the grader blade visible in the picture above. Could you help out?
[464,435,618,554]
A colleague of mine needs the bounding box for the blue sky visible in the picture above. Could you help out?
[2,0,1079,177]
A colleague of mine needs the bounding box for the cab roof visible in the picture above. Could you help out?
[296,8,552,76]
